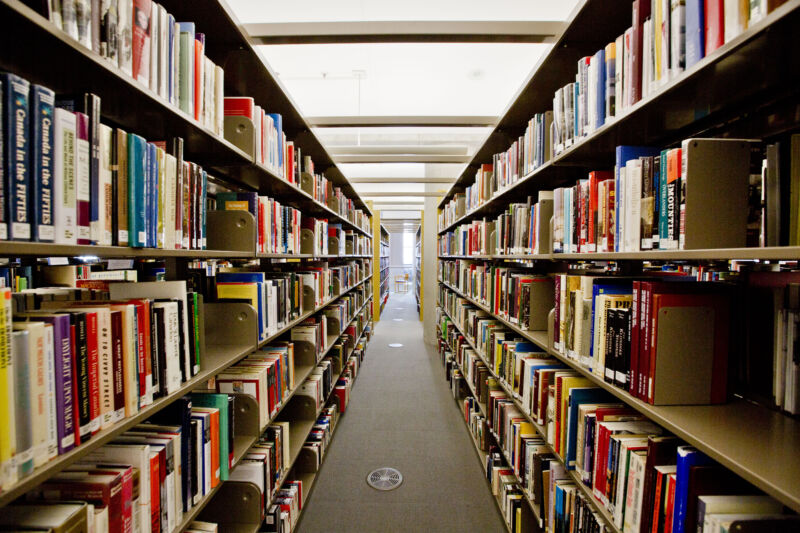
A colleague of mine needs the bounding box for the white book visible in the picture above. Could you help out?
[41,323,58,461]
[204,57,215,130]
[110,281,193,377]
[698,495,783,533]
[149,3,159,93]
[13,322,50,468]
[660,0,671,81]
[118,0,134,76]
[154,301,182,394]
[622,450,647,533]
[97,124,114,245]
[214,66,224,136]
[670,0,686,75]
[94,504,109,533]
[54,108,78,245]
[626,159,642,252]
[164,153,177,250]
[159,5,168,99]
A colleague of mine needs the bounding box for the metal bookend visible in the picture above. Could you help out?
[224,116,256,159]
[207,210,256,253]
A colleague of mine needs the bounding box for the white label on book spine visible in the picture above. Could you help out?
[138,231,146,243]
[12,222,30,239]
[62,433,75,449]
[119,229,128,243]
[39,225,54,240]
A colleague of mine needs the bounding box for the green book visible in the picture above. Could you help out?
[190,393,232,480]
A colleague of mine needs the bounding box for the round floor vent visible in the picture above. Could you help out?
[388,343,403,348]
[366,467,403,491]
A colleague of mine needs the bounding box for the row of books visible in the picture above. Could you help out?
[440,258,800,414]
[441,135,800,254]
[43,0,225,137]
[215,192,302,255]
[1,74,210,247]
[214,98,372,235]
[1,391,236,533]
[552,0,786,155]
[229,422,291,516]
[216,344,296,431]
[437,303,800,533]
[0,280,205,491]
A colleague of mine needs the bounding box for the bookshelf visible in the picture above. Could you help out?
[436,0,800,530]
[379,224,390,315]
[0,0,374,531]
[414,222,422,319]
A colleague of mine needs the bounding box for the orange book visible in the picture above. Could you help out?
[194,40,203,121]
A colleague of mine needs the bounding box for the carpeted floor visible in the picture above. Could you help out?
[296,291,506,533]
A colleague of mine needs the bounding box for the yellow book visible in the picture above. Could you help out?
[0,287,15,489]
[558,376,593,455]
[217,283,259,311]
[156,146,166,249]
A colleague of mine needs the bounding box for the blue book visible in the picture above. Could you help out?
[267,113,283,168]
[144,143,153,247]
[685,0,705,69]
[2,72,31,241]
[127,134,147,247]
[594,48,606,130]
[565,387,612,468]
[614,146,661,251]
[30,84,55,242]
[673,446,713,533]
[658,150,669,248]
[167,14,176,104]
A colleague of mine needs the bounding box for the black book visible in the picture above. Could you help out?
[190,418,200,504]
[152,305,166,401]
[604,307,618,385]
[616,307,632,389]
[66,310,91,443]
[148,395,193,512]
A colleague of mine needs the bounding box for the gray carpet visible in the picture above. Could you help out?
[296,291,505,533]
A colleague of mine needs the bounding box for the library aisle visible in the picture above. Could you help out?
[297,291,505,533]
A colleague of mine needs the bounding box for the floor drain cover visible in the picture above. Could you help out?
[388,343,403,348]
[367,467,403,491]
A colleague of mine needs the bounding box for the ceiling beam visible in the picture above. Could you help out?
[348,177,454,183]
[309,116,497,127]
[334,154,470,163]
[327,145,468,155]
[246,21,564,45]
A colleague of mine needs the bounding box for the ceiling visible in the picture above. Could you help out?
[227,0,579,231]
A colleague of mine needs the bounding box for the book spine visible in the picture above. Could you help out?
[115,129,129,246]
[4,74,31,241]
[132,0,152,85]
[0,289,14,488]
[31,85,55,242]
[97,310,113,431]
[73,313,92,442]
[86,93,101,244]
[128,133,146,247]
[74,112,91,244]
[86,312,101,435]
[110,310,126,423]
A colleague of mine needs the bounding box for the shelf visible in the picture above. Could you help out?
[438,247,800,262]
[438,280,800,512]
[438,304,618,533]
[0,242,255,259]
[0,1,372,237]
[0,341,255,506]
[439,0,800,209]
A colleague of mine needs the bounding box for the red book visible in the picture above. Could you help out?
[663,473,677,533]
[131,0,152,84]
[75,113,92,245]
[33,473,125,533]
[630,281,641,397]
[649,291,730,404]
[606,179,616,252]
[66,465,134,533]
[148,452,160,533]
[125,300,152,405]
[70,324,81,446]
[630,0,651,104]
[588,171,613,252]
[85,310,101,435]
[704,0,724,56]
[194,39,203,122]
[224,97,255,120]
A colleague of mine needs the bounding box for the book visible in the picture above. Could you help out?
[30,84,56,242]
[2,72,31,241]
